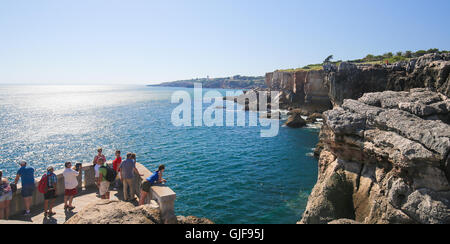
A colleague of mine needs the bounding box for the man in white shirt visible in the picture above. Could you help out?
[63,162,81,210]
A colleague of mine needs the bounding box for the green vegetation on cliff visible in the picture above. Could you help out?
[279,48,450,72]
[149,75,266,89]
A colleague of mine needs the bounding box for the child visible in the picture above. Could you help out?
[139,165,167,206]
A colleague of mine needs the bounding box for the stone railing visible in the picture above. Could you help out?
[7,162,176,224]
[134,163,177,224]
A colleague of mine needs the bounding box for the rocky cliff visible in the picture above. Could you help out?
[265,69,331,112]
[326,53,450,106]
[300,89,450,224]
[265,53,450,112]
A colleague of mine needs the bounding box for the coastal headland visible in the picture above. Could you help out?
[225,52,450,224]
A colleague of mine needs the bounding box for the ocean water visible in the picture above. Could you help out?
[0,85,319,224]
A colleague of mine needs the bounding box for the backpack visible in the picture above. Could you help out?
[38,174,49,194]
[101,166,117,183]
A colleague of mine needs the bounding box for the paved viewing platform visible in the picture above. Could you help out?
[1,162,176,224]
[8,186,124,224]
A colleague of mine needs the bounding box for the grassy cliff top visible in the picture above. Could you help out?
[278,63,325,72]
[277,49,449,73]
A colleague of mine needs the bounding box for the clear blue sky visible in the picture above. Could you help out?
[1,0,449,85]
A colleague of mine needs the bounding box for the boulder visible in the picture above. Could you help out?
[285,111,307,128]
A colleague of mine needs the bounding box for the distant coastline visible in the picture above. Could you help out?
[148,75,266,89]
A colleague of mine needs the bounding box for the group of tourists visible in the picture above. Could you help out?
[93,148,145,201]
[0,147,167,220]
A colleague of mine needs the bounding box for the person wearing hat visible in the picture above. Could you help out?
[43,166,57,217]
[14,161,35,216]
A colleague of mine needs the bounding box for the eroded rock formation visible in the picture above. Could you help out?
[265,70,331,112]
[65,200,214,224]
[300,89,450,224]
[284,110,307,128]
[326,53,450,106]
[264,53,450,114]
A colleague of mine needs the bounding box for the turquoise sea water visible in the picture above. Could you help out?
[0,85,319,224]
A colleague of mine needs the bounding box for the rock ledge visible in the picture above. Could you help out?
[300,89,450,224]
[65,200,214,224]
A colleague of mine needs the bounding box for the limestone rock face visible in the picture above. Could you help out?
[326,53,450,106]
[264,53,450,114]
[65,200,214,224]
[304,70,330,105]
[300,89,450,224]
[265,71,295,91]
[266,70,331,112]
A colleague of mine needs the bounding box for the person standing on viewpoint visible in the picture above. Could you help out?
[139,165,167,206]
[112,150,122,190]
[97,158,110,200]
[93,148,105,194]
[14,161,35,216]
[63,162,81,211]
[92,147,106,167]
[43,166,57,217]
[120,153,142,201]
[0,170,13,219]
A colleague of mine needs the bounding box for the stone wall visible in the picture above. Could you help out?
[135,163,177,224]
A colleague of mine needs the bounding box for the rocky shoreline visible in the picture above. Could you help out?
[300,89,449,224]
[227,53,450,224]
[45,53,450,224]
